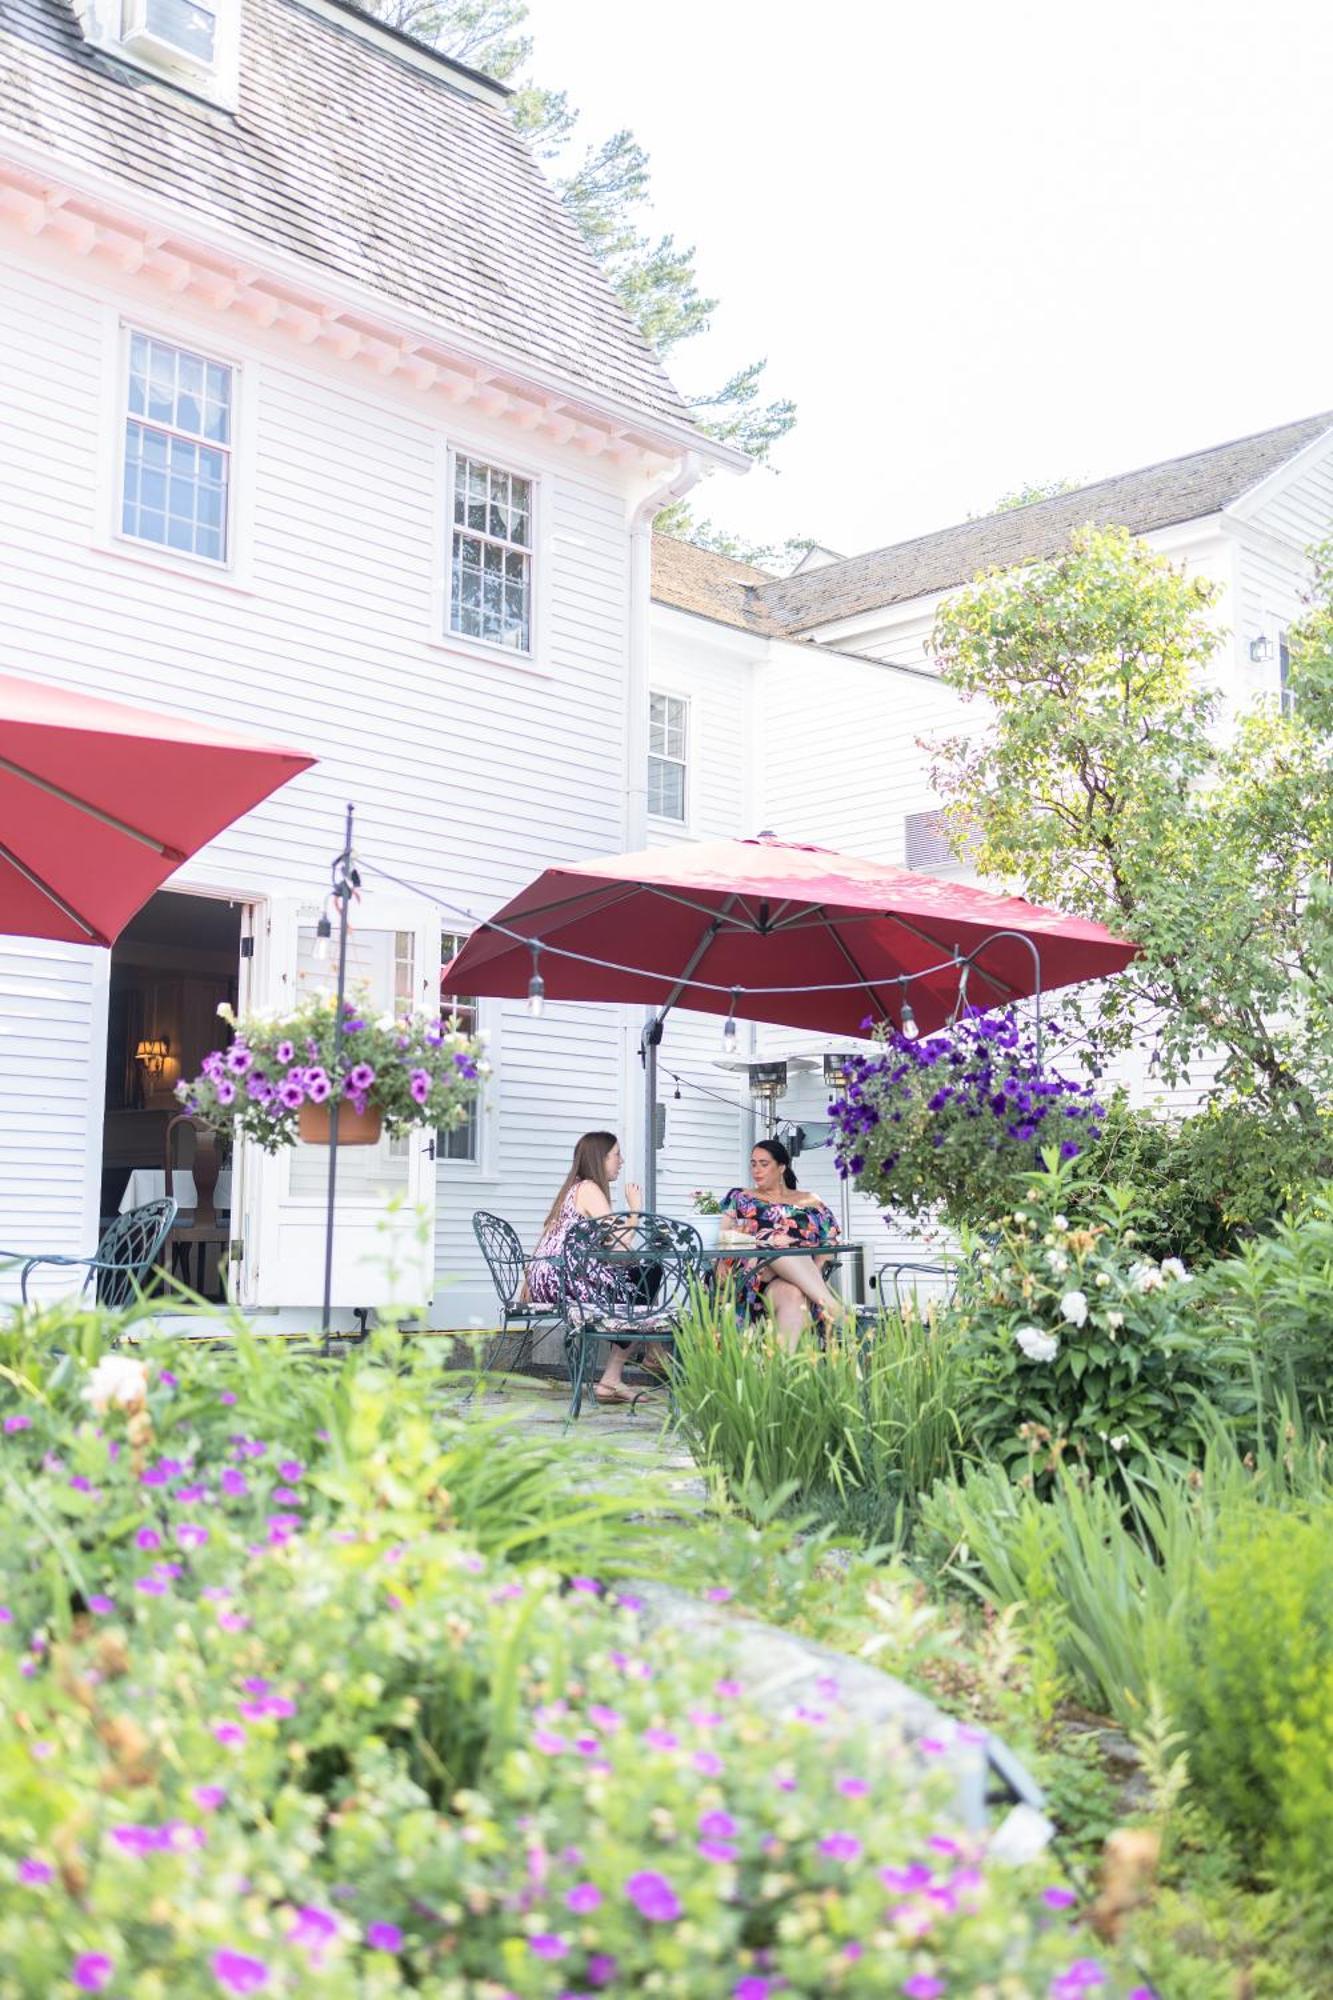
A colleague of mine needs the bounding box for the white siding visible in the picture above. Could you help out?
[0,250,641,1321]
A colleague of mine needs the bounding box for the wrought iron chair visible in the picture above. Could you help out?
[11,1198,179,1310]
[872,1258,962,1316]
[559,1211,703,1420]
[471,1211,562,1375]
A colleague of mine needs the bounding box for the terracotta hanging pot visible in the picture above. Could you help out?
[297,1100,383,1147]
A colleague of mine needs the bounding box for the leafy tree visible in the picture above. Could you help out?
[929,523,1333,1145]
[363,0,796,490]
[989,477,1081,513]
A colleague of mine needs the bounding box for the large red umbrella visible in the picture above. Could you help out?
[0,674,315,947]
[442,832,1136,1038]
[443,833,1137,1206]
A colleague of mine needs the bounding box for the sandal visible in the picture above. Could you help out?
[593,1382,648,1407]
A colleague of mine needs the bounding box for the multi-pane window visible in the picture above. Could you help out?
[439,931,479,1163]
[122,332,231,562]
[648,691,688,822]
[450,455,532,652]
[1279,629,1295,716]
[125,0,218,65]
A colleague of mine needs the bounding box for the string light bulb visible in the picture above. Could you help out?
[721,991,739,1057]
[313,909,333,963]
[900,997,920,1041]
[526,943,545,1019]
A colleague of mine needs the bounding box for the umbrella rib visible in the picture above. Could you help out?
[0,838,108,945]
[485,880,645,938]
[642,886,765,932]
[816,913,893,1025]
[661,893,741,1013]
[0,754,186,860]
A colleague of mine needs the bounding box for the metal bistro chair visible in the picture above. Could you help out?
[12,1198,179,1311]
[559,1211,703,1421]
[872,1258,963,1317]
[472,1211,562,1375]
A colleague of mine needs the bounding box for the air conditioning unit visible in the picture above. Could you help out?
[122,0,217,72]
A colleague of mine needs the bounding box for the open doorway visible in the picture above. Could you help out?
[102,890,245,1299]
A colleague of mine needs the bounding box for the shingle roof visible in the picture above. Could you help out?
[0,0,695,433]
[754,409,1333,634]
[650,534,781,634]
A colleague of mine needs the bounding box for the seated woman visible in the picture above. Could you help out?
[527,1130,648,1405]
[720,1139,844,1351]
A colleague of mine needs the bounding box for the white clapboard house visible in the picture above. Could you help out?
[2,0,1331,1326]
[0,0,748,1323]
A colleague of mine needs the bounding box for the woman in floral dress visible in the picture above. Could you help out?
[720,1139,844,1350]
[528,1130,649,1404]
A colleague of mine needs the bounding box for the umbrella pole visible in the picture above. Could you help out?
[321,803,356,1342]
[642,1013,664,1212]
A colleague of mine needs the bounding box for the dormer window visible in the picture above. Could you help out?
[122,0,218,71]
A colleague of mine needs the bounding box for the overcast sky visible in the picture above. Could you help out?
[524,0,1333,559]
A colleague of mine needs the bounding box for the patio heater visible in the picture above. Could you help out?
[823,1052,857,1247]
[747,1060,789,1138]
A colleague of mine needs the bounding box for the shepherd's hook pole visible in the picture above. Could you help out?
[321,803,356,1342]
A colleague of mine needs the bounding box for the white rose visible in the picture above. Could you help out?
[1046,1250,1069,1276]
[1052,1214,1069,1232]
[1160,1257,1191,1283]
[1106,1311,1125,1331]
[83,1355,149,1413]
[1015,1325,1060,1363]
[1060,1290,1089,1327]
[1109,1434,1129,1453]
[1130,1261,1165,1293]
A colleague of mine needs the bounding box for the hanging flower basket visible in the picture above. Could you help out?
[178,992,488,1155]
[297,1100,383,1148]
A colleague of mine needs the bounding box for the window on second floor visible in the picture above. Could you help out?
[439,931,480,1163]
[648,691,688,822]
[121,331,232,564]
[450,455,533,653]
[122,0,218,68]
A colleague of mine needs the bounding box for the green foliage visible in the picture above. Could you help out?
[930,523,1333,1126]
[954,1160,1230,1490]
[1169,1511,1333,1897]
[1198,1189,1333,1422]
[984,477,1082,514]
[670,1292,972,1524]
[0,1309,1134,1997]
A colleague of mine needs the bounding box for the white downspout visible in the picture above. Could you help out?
[624,450,703,1188]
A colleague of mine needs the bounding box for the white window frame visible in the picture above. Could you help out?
[1278,628,1296,716]
[647,689,690,826]
[445,447,537,660]
[71,0,240,108]
[103,316,251,585]
[430,439,549,671]
[437,930,492,1175]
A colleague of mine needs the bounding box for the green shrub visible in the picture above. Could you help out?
[1170,1510,1333,1897]
[0,1310,1142,1996]
[1198,1189,1333,1424]
[670,1291,972,1522]
[954,1162,1235,1491]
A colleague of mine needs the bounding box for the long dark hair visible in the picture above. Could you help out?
[543,1130,618,1230]
[754,1137,798,1191]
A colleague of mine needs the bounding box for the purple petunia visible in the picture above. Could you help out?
[624,1870,682,1923]
[288,1906,337,1950]
[4,1412,33,1433]
[176,1523,209,1552]
[212,1721,246,1748]
[818,1832,863,1864]
[193,1785,227,1812]
[16,1857,54,1886]
[901,1979,946,2000]
[72,1955,114,1993]
[409,1068,431,1104]
[275,1041,295,1065]
[211,1950,269,1994]
[529,1934,568,1959]
[566,1882,602,1914]
[345,1062,375,1093]
[1043,1885,1078,1910]
[366,1921,403,1952]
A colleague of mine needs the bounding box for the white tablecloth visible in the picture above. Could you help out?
[118,1168,233,1215]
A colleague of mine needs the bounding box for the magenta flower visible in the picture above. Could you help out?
[345,1062,375,1093]
[221,1468,249,1499]
[699,1810,738,1839]
[587,1703,622,1731]
[211,1950,269,1993]
[837,1775,870,1797]
[277,1459,305,1482]
[566,1882,602,1914]
[587,1955,619,1987]
[134,1575,167,1596]
[569,1576,601,1595]
[288,1906,337,1950]
[641,1727,678,1751]
[4,1412,33,1432]
[174,1483,207,1504]
[277,1079,304,1111]
[193,1785,227,1811]
[409,1068,430,1104]
[215,1079,237,1106]
[1043,1886,1078,1910]
[212,1721,245,1748]
[902,1980,945,2000]
[819,1832,863,1863]
[226,1046,254,1075]
[305,1068,331,1104]
[735,1981,777,2000]
[714,1677,743,1697]
[625,1870,681,1922]
[72,1955,113,1993]
[275,1041,295,1065]
[135,1527,162,1552]
[365,1921,403,1952]
[0,1605,12,1623]
[529,1934,568,1959]
[176,1523,209,1552]
[17,1857,54,1885]
[692,1749,723,1776]
[703,1586,733,1603]
[219,1390,237,1406]
[881,1864,933,1893]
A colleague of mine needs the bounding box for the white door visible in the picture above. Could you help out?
[236,893,441,1315]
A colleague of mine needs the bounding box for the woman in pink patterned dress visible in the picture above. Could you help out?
[528,1130,646,1404]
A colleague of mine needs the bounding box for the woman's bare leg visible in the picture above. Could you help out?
[765,1254,846,1322]
[765,1277,808,1352]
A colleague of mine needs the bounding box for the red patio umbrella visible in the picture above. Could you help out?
[442,832,1138,1205]
[0,673,315,947]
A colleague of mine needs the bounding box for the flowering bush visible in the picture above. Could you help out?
[178,994,487,1152]
[954,1162,1231,1490]
[690,1188,723,1215]
[828,1011,1104,1228]
[0,1313,1149,1997]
